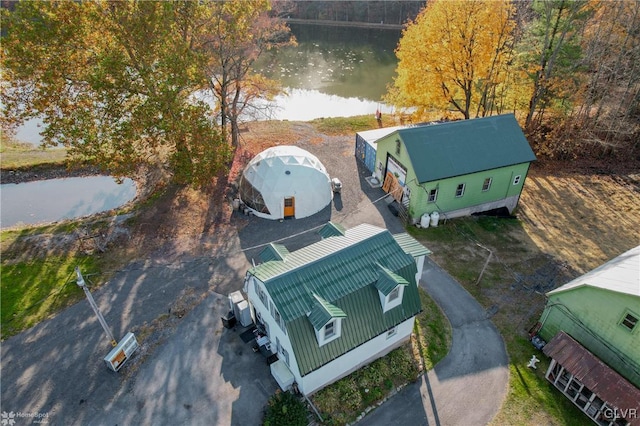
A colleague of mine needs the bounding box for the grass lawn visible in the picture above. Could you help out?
[1,249,97,339]
[1,221,122,340]
[1,139,67,169]
[409,216,590,426]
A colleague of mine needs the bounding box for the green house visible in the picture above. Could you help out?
[536,246,640,424]
[538,245,640,387]
[371,114,536,222]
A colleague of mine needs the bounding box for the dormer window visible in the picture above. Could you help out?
[308,294,346,347]
[388,286,400,302]
[375,264,409,313]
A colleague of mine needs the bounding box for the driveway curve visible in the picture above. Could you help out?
[358,256,509,426]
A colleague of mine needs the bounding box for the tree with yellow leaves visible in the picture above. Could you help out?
[386,0,517,120]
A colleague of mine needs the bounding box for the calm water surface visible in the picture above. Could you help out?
[1,176,136,228]
[5,25,397,227]
[15,25,401,144]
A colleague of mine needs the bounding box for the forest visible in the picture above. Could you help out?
[384,0,640,162]
[283,0,425,25]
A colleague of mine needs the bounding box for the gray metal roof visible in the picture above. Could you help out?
[393,114,536,183]
[548,245,640,297]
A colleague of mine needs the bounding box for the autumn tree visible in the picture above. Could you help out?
[1,1,232,185]
[519,0,593,132]
[386,0,517,120]
[193,0,295,149]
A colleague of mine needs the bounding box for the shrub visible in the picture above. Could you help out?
[263,391,308,426]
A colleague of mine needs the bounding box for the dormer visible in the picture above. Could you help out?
[308,294,347,347]
[258,243,290,263]
[375,265,409,313]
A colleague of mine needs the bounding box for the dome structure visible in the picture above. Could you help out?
[238,146,333,220]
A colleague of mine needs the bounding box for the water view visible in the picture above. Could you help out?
[14,24,401,144]
[4,24,398,227]
[0,176,136,229]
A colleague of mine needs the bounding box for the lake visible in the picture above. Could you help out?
[14,24,401,144]
[4,24,399,227]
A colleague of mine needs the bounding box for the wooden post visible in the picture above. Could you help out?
[476,244,492,287]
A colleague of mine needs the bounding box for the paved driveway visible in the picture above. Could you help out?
[357,257,509,426]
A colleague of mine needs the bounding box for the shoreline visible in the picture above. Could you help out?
[0,163,104,185]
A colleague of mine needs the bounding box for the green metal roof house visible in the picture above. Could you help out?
[244,222,430,396]
[370,114,536,222]
[536,246,640,424]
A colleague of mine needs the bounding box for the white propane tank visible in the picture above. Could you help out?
[430,211,440,227]
[420,213,430,228]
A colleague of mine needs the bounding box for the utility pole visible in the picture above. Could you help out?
[75,266,117,347]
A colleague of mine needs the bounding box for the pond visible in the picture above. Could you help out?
[1,176,136,229]
[4,24,398,228]
[14,24,401,144]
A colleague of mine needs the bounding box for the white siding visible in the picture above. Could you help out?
[247,277,303,380]
[298,316,416,396]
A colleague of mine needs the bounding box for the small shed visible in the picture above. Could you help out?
[355,126,405,174]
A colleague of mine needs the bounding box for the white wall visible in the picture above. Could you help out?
[298,316,416,396]
[248,275,418,397]
[246,276,303,379]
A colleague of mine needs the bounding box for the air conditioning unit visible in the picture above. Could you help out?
[104,332,138,372]
[236,300,253,327]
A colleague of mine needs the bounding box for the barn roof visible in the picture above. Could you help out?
[393,114,536,183]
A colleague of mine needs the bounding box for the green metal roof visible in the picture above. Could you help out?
[393,233,432,258]
[393,114,536,183]
[258,243,290,262]
[288,276,421,376]
[308,294,347,331]
[375,264,409,295]
[248,223,427,375]
[318,221,346,238]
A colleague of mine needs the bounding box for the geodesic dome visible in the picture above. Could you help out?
[238,146,332,220]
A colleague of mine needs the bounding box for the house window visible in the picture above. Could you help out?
[324,320,336,339]
[395,139,401,156]
[482,177,492,192]
[257,285,267,306]
[388,286,400,302]
[620,312,638,331]
[513,175,522,185]
[455,183,465,197]
[386,326,398,339]
[428,188,438,202]
[381,285,405,313]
